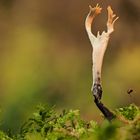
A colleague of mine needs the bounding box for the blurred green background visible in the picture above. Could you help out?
[0,0,139,133]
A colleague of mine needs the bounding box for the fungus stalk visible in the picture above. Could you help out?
[85,4,119,120]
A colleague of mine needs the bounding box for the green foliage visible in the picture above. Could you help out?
[96,121,118,140]
[116,104,140,120]
[16,104,98,140]
[0,131,12,140]
[0,104,140,140]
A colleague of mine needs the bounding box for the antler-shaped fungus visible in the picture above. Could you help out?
[85,4,119,120]
[85,4,118,100]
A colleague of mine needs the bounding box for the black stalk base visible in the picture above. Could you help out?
[94,96,115,121]
[93,83,102,100]
[92,83,115,121]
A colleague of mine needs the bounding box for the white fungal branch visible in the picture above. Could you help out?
[85,4,118,100]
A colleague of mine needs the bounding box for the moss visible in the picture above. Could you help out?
[0,103,140,140]
[116,104,140,121]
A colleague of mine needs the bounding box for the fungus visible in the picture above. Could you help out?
[85,4,119,120]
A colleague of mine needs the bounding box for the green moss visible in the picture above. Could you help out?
[116,104,140,120]
[0,103,140,140]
